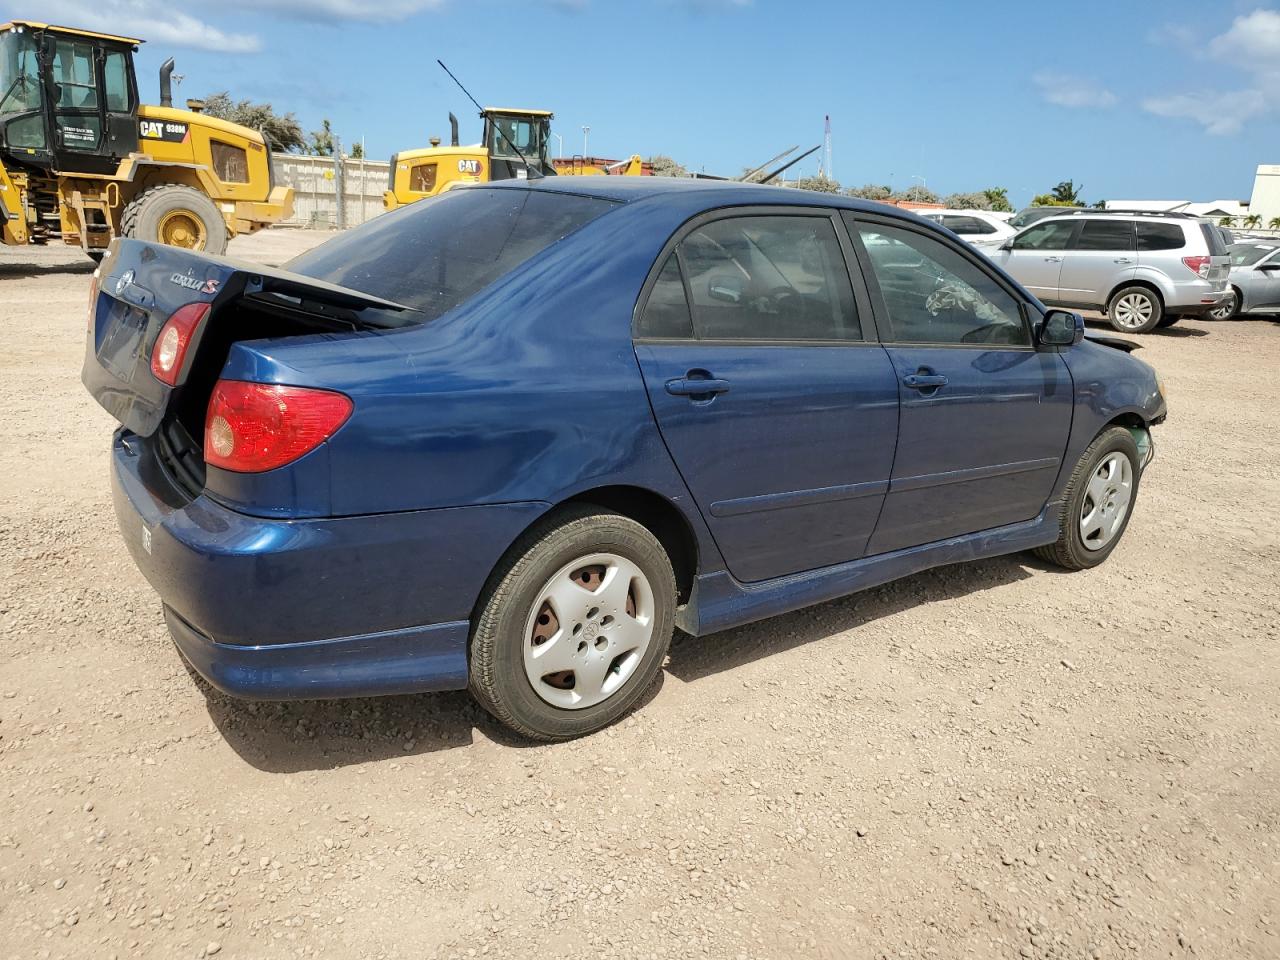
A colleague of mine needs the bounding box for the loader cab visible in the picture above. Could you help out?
[0,21,140,174]
[481,107,555,181]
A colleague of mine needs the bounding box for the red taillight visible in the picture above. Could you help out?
[204,380,353,473]
[1181,255,1211,279]
[150,302,210,386]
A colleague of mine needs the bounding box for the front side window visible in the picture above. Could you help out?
[853,219,1028,346]
[678,215,860,341]
[1135,221,1185,251]
[1011,220,1076,251]
[1075,220,1135,251]
[0,30,43,118]
[52,40,98,110]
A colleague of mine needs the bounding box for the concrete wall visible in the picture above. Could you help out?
[1249,165,1280,226]
[272,153,390,230]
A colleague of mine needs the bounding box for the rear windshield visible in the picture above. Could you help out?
[1198,222,1228,256]
[287,188,616,321]
[1230,242,1278,266]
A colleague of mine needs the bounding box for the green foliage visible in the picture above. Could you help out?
[1269,217,1280,230]
[349,141,365,160]
[310,119,335,157]
[1218,216,1237,227]
[892,184,941,204]
[982,187,1013,212]
[1031,194,1080,208]
[202,91,306,152]
[793,175,842,194]
[648,155,688,178]
[1051,180,1084,204]
[845,183,892,201]
[942,191,994,210]
[1242,214,1263,229]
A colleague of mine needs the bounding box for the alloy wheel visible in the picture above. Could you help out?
[1079,452,1133,551]
[1112,293,1154,330]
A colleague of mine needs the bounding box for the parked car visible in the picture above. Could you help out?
[83,180,1167,741]
[1008,206,1083,229]
[1211,240,1280,319]
[987,211,1231,333]
[914,209,1018,245]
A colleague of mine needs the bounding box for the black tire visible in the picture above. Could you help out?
[1035,426,1141,570]
[1209,288,1241,321]
[121,184,228,255]
[1156,314,1180,328]
[469,506,676,742]
[1106,285,1163,334]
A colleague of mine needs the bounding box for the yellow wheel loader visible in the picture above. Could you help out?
[0,20,292,258]
[384,107,646,211]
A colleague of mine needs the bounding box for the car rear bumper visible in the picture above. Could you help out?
[111,429,547,699]
[1166,282,1229,314]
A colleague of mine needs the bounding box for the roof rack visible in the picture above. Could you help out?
[1063,209,1198,219]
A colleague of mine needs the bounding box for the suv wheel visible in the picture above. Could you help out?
[1107,286,1163,334]
[469,507,676,741]
[1208,289,1239,321]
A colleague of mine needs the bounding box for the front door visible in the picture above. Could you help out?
[44,35,135,172]
[994,218,1078,303]
[846,215,1074,555]
[1057,218,1137,308]
[634,211,900,584]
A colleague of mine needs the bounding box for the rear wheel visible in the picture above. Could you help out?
[1035,426,1141,570]
[1209,289,1240,321]
[121,184,228,255]
[469,507,676,741]
[1107,286,1163,333]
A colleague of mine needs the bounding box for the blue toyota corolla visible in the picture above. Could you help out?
[84,178,1166,741]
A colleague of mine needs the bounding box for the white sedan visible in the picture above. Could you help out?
[915,209,1018,246]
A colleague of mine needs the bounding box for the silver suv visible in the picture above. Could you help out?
[987,212,1231,333]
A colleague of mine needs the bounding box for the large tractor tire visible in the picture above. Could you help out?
[121,184,228,255]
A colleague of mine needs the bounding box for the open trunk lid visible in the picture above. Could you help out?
[82,238,410,438]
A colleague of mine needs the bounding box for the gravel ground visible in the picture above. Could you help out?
[1,230,1278,960]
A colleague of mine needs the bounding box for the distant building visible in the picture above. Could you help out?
[1104,165,1279,227]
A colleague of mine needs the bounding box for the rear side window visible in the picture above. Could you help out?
[944,215,995,235]
[1136,222,1186,251]
[1198,223,1228,256]
[637,254,694,339]
[1074,220,1135,251]
[678,215,861,341]
[287,188,614,321]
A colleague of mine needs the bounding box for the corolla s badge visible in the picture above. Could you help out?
[170,273,220,295]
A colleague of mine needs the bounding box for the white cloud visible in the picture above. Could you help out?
[1141,89,1268,136]
[35,0,261,53]
[1142,7,1280,135]
[1032,71,1117,109]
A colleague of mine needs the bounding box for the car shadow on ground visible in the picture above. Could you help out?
[194,659,665,773]
[0,258,96,279]
[1081,314,1209,338]
[200,555,1034,772]
[665,553,1034,683]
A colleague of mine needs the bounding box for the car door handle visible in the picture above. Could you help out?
[903,373,949,390]
[1113,257,1134,264]
[666,376,730,397]
[1043,256,1063,263]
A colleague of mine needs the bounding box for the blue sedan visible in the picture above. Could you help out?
[84,178,1166,740]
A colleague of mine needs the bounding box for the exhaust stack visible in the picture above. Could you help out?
[449,112,459,147]
[159,58,175,108]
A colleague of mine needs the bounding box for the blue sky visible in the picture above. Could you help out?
[14,0,1279,207]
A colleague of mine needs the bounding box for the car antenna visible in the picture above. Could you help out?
[436,60,544,180]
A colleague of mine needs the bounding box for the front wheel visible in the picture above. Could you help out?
[469,507,676,741]
[121,184,229,255]
[1208,290,1239,321]
[1035,426,1141,570]
[1107,286,1163,334]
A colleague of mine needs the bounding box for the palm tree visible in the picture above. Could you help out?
[1050,180,1084,205]
[1269,217,1280,231]
[1218,216,1237,228]
[1242,214,1263,229]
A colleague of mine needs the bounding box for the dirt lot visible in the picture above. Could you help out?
[1,230,1278,960]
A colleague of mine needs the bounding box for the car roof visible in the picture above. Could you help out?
[479,174,908,217]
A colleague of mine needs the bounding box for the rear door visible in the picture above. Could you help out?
[1248,249,1280,310]
[633,209,900,584]
[996,218,1078,302]
[1057,218,1136,307]
[845,214,1074,555]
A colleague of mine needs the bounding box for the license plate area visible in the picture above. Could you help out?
[98,299,153,383]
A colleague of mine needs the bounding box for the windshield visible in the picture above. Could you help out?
[1229,242,1278,266]
[287,187,616,322]
[0,29,42,117]
[488,114,548,161]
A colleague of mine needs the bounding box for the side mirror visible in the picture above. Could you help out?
[708,276,744,304]
[1000,238,1015,251]
[1040,308,1084,347]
